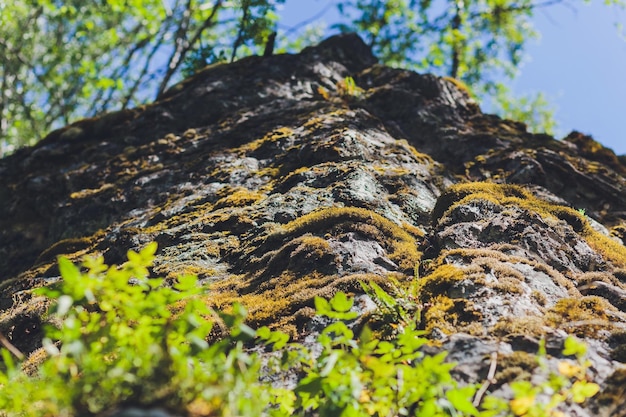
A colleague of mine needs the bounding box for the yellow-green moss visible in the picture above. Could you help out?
[142,198,217,233]
[278,207,421,272]
[575,271,624,288]
[417,264,467,301]
[159,264,218,281]
[422,295,483,335]
[287,235,331,257]
[236,126,293,154]
[254,166,281,179]
[423,247,577,300]
[34,229,106,265]
[213,187,265,209]
[547,296,619,338]
[580,224,626,268]
[69,183,115,200]
[490,316,549,339]
[432,182,527,224]
[442,76,474,97]
[22,347,49,376]
[490,296,622,340]
[455,253,527,294]
[492,276,525,295]
[611,224,626,241]
[205,272,391,337]
[494,351,539,386]
[434,182,626,268]
[256,234,337,279]
[401,222,425,238]
[531,290,548,306]
[395,139,435,165]
[564,132,626,175]
[370,164,412,176]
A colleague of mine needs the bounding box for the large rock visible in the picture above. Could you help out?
[2,33,626,415]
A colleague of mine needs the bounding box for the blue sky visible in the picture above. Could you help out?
[278,1,626,155]
[513,3,626,155]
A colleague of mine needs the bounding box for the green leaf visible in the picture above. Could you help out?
[322,321,354,340]
[83,255,108,274]
[314,296,331,316]
[0,349,16,373]
[140,241,158,259]
[174,274,198,292]
[314,292,359,320]
[329,291,353,313]
[563,336,587,358]
[446,385,479,416]
[296,375,323,395]
[320,351,340,377]
[0,241,605,417]
[358,325,373,347]
[257,326,290,350]
[571,380,600,403]
[256,326,271,340]
[58,257,81,284]
[510,380,536,398]
[96,78,116,89]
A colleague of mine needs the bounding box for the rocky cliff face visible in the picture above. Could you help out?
[2,34,626,415]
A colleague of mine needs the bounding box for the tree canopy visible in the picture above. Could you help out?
[1,0,623,156]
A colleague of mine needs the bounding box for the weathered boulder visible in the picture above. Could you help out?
[1,33,626,415]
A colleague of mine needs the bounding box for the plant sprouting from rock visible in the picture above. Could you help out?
[0,243,601,416]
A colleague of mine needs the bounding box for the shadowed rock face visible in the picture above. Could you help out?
[2,33,626,415]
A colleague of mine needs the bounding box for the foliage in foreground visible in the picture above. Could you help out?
[0,243,599,416]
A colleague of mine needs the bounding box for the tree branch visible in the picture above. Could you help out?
[123,30,169,109]
[88,21,150,115]
[280,3,334,37]
[450,3,462,78]
[156,0,223,99]
[231,0,251,62]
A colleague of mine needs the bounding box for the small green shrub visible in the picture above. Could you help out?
[285,291,479,416]
[0,243,600,417]
[507,337,600,417]
[337,76,364,98]
[271,290,599,417]
[0,243,273,416]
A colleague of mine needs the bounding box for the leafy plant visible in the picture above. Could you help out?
[359,278,420,339]
[337,76,365,98]
[0,0,284,155]
[287,291,479,417]
[0,244,601,417]
[507,337,600,417]
[0,243,273,416]
[318,76,366,102]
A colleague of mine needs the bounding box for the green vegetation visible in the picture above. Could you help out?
[0,0,283,155]
[319,76,367,101]
[338,76,366,98]
[2,1,626,155]
[0,244,600,416]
